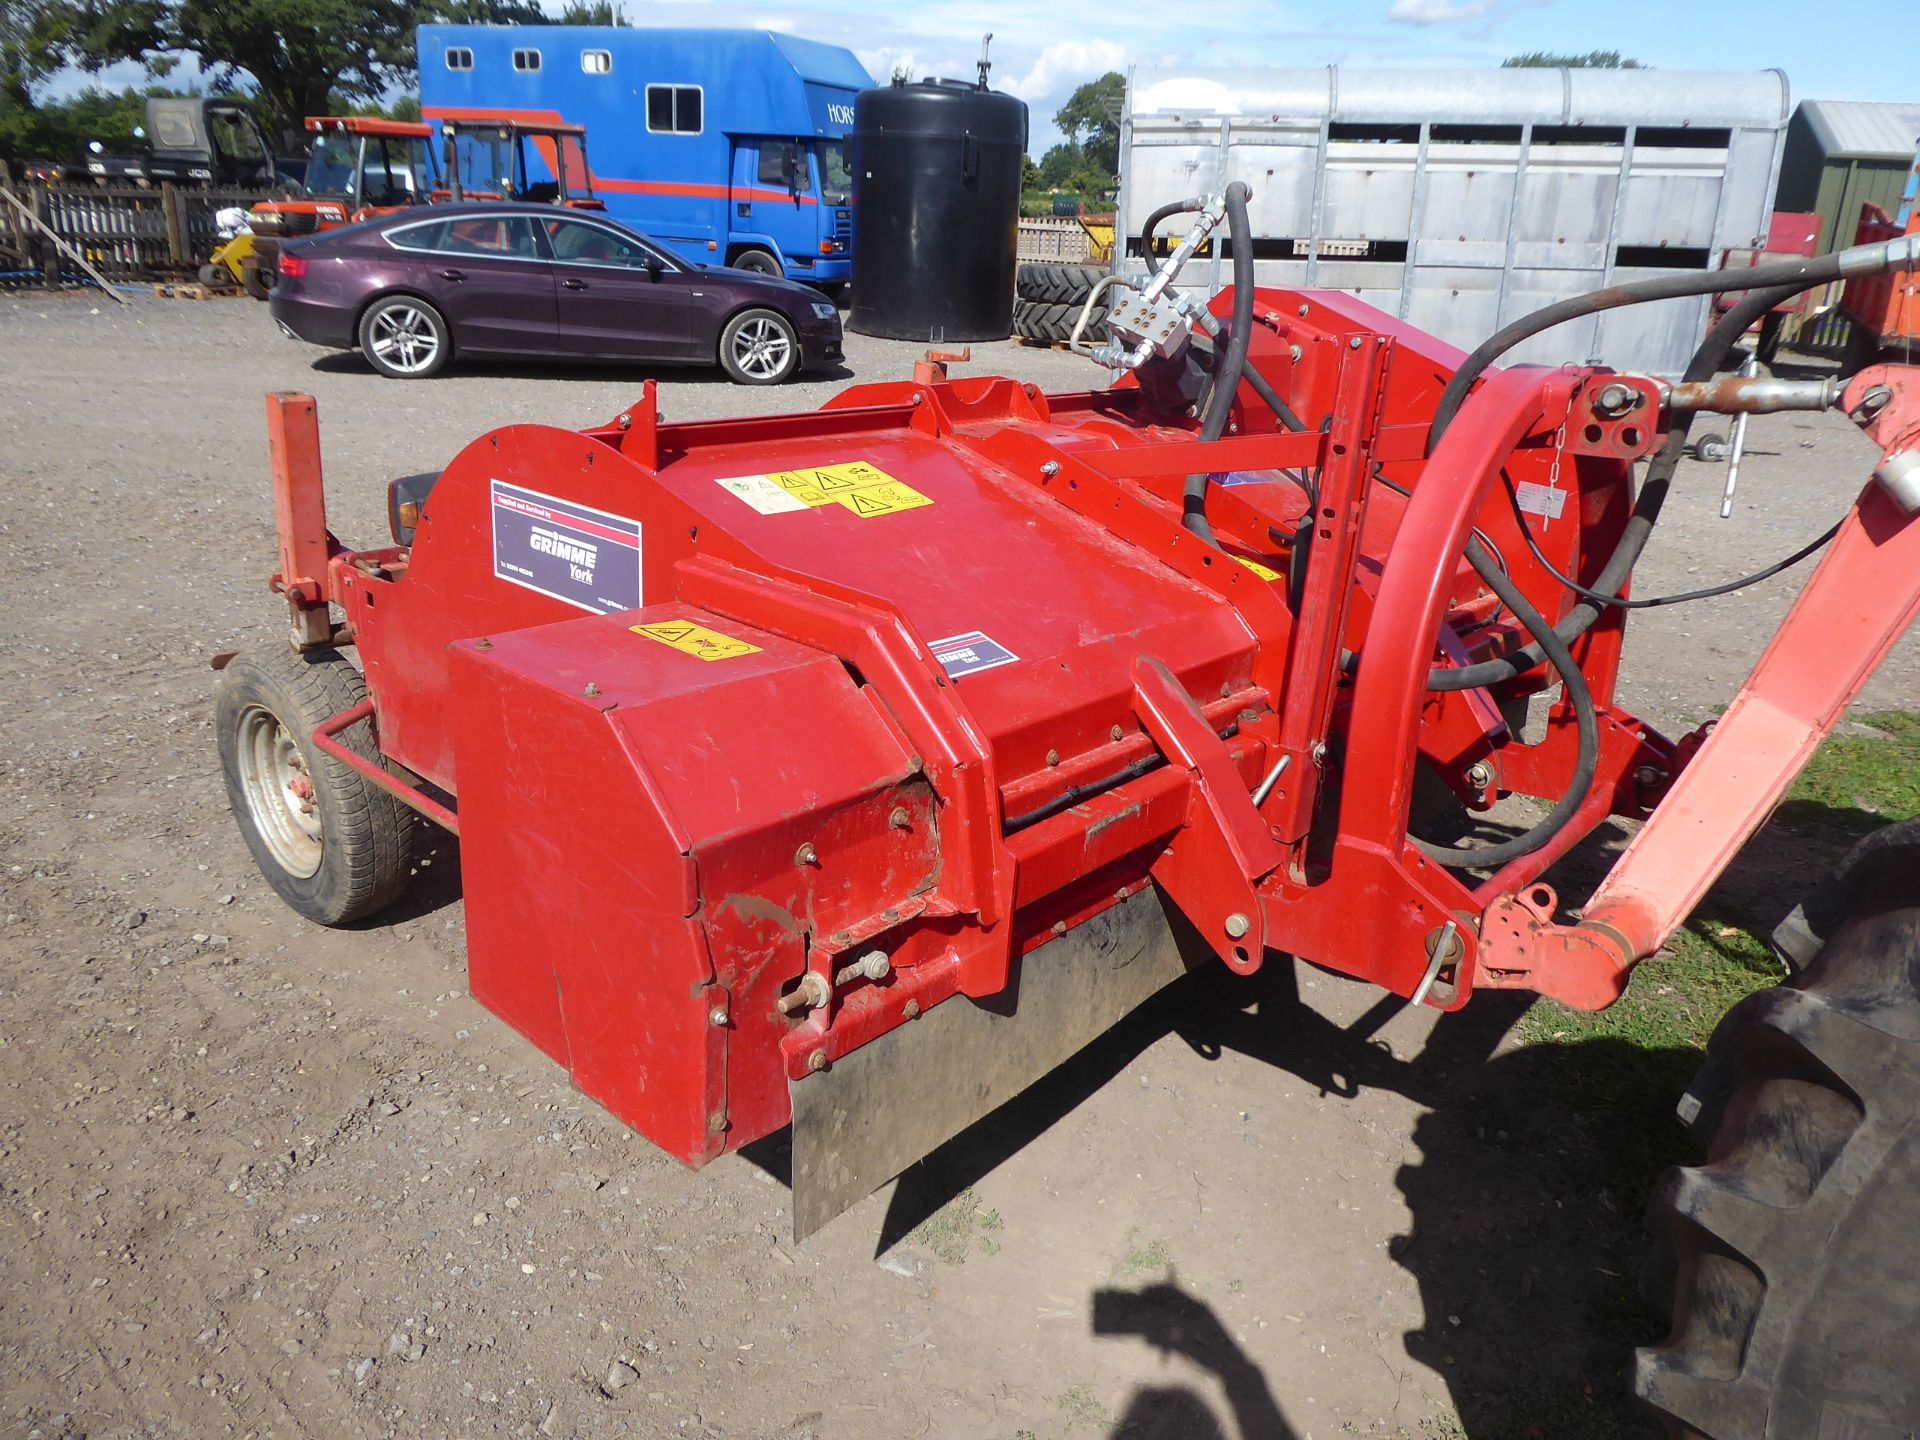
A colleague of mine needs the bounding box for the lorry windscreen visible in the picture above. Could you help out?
[817,141,850,205]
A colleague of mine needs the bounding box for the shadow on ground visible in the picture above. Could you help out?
[846,795,1888,1438]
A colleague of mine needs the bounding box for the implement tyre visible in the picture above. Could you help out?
[1634,822,1920,1438]
[1014,297,1107,345]
[216,647,413,927]
[1016,262,1107,304]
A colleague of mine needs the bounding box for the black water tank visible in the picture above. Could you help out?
[848,78,1028,341]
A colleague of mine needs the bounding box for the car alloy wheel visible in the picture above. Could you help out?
[730,316,793,382]
[368,303,442,375]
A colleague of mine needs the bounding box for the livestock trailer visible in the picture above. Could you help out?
[417,25,870,287]
[1117,65,1792,375]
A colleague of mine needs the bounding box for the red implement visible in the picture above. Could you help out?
[239,285,1920,1234]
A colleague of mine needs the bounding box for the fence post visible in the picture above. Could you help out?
[162,182,188,266]
[30,184,58,285]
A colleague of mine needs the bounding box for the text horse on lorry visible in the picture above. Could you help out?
[215,178,1920,1438]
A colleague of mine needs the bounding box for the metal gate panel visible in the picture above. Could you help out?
[1319,140,1418,241]
[1122,116,1229,237]
[1617,145,1729,249]
[1220,119,1321,236]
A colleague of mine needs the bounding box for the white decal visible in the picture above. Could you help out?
[1514,482,1567,521]
[715,473,812,515]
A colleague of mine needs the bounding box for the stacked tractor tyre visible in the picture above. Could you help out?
[1014,262,1109,346]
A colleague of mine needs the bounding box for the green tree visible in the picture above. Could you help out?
[1502,50,1645,68]
[348,91,421,123]
[1,0,70,157]
[1036,140,1084,189]
[53,0,544,147]
[1020,153,1039,191]
[1052,71,1123,177]
[553,1,625,23]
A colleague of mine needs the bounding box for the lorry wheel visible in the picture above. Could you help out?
[731,249,783,278]
[216,647,414,927]
[359,296,451,379]
[1633,824,1920,1438]
[719,308,799,384]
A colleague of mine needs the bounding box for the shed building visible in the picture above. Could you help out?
[1775,99,1920,253]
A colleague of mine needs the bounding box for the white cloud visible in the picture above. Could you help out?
[999,39,1128,102]
[1386,0,1496,23]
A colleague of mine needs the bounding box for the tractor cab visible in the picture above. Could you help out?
[439,119,602,210]
[297,116,440,213]
[230,118,440,297]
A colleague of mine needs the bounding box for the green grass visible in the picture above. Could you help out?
[1109,1232,1174,1283]
[1052,1385,1111,1433]
[1520,708,1920,1057]
[1783,709,1920,838]
[906,1187,1005,1265]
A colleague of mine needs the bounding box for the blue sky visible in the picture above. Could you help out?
[50,0,1915,155]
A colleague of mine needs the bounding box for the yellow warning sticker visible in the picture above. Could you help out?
[836,480,934,518]
[630,621,763,662]
[1235,556,1283,582]
[764,471,832,506]
[717,461,933,519]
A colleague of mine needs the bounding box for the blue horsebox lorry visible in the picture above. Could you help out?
[417,26,870,289]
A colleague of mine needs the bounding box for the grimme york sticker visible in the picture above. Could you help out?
[490,480,642,614]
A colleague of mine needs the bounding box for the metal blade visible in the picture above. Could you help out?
[790,886,1203,1239]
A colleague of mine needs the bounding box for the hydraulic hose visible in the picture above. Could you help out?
[1425,278,1808,692]
[1408,277,1806,860]
[1427,234,1920,454]
[1183,180,1254,546]
[1410,547,1601,868]
[1140,197,1207,277]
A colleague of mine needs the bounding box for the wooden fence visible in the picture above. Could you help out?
[1017,216,1096,265]
[0,174,278,285]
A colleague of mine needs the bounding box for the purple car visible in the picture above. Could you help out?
[268,203,844,384]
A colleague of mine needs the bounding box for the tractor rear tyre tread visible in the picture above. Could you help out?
[216,647,414,927]
[1634,829,1920,1439]
[1016,262,1107,305]
[1014,297,1107,345]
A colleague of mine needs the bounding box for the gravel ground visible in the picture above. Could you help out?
[0,290,1912,1440]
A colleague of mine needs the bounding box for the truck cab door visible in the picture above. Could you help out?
[731,140,819,277]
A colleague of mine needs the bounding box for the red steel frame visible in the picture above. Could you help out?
[251,287,1920,1168]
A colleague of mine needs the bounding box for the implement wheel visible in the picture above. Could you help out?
[241,258,274,301]
[216,647,413,926]
[1634,821,1920,1437]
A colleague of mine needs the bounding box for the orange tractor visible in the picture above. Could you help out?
[221,117,440,298]
[437,117,604,210]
